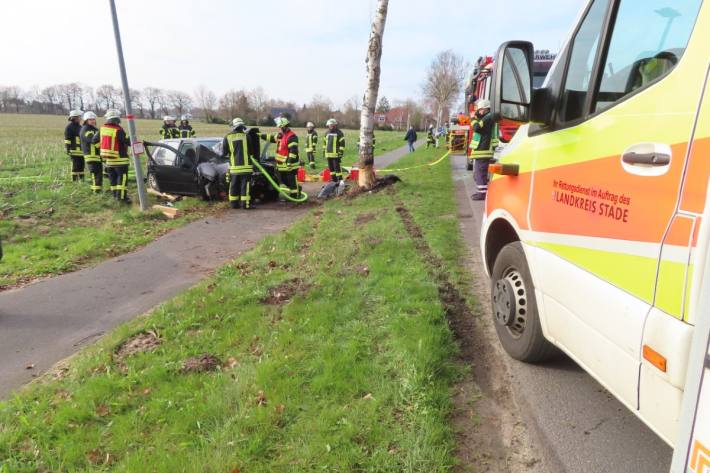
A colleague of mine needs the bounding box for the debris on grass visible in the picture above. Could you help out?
[181,353,222,373]
[261,278,310,305]
[114,330,161,361]
[354,212,377,225]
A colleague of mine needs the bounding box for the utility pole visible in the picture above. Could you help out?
[109,0,149,211]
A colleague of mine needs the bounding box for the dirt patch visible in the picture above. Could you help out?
[181,353,222,373]
[261,278,310,305]
[354,212,377,225]
[394,199,543,473]
[114,331,161,361]
[346,175,402,198]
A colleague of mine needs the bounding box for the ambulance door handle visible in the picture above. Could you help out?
[620,143,672,176]
[622,151,670,166]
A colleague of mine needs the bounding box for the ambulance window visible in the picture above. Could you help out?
[593,0,702,113]
[559,0,609,123]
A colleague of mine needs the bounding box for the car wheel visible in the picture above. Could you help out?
[147,172,160,192]
[466,159,474,171]
[490,242,557,362]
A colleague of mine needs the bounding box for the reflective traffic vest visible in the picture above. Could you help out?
[100,124,130,166]
[276,130,299,171]
[179,125,195,139]
[226,131,251,174]
[324,129,345,158]
[80,125,101,163]
[305,131,318,152]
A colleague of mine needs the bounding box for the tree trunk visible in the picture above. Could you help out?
[357,0,389,189]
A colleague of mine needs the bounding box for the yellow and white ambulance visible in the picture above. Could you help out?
[481,0,710,456]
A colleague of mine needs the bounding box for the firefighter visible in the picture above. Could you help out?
[426,124,436,148]
[221,118,254,209]
[179,114,196,138]
[273,117,300,199]
[305,122,318,170]
[80,111,102,193]
[96,109,131,203]
[323,118,345,183]
[64,110,84,181]
[258,125,284,196]
[160,115,180,139]
[470,99,495,201]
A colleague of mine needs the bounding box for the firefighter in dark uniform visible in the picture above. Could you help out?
[179,114,196,138]
[470,99,497,201]
[222,118,254,209]
[64,109,84,181]
[305,121,318,170]
[323,118,345,183]
[160,115,180,139]
[79,111,102,193]
[426,124,436,148]
[96,109,131,203]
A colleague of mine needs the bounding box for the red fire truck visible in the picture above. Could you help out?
[464,51,556,169]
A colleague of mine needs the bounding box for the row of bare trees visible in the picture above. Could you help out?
[0,50,464,131]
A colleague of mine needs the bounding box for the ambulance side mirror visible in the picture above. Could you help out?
[491,41,534,124]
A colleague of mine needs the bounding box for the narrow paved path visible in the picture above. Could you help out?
[451,154,672,472]
[0,143,417,398]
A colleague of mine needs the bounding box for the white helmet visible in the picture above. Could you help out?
[231,117,245,128]
[82,111,97,121]
[306,122,315,128]
[163,115,176,122]
[68,109,83,119]
[476,99,491,110]
[326,118,337,127]
[181,114,191,121]
[104,109,121,120]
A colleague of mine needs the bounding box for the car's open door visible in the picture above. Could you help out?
[145,141,192,195]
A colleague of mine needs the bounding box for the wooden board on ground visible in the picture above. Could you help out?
[147,188,180,202]
[152,205,181,219]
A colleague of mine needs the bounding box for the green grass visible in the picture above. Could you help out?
[0,113,404,288]
[0,146,471,472]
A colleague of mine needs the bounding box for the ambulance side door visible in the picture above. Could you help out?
[527,0,702,411]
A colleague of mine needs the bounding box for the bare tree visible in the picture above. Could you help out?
[305,94,333,126]
[219,89,251,122]
[342,95,361,129]
[130,89,144,117]
[40,86,62,114]
[0,86,23,113]
[248,86,269,123]
[422,50,467,128]
[96,84,121,111]
[143,87,163,119]
[358,0,389,189]
[168,90,192,116]
[194,85,217,122]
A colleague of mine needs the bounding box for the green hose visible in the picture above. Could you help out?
[250,158,308,203]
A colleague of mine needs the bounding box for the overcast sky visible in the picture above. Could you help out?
[0,0,586,108]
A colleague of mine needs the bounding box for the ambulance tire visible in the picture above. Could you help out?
[466,159,473,171]
[491,242,557,363]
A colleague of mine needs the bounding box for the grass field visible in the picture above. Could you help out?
[0,113,405,289]
[0,146,473,472]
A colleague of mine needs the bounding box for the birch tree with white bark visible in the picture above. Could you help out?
[357,0,389,189]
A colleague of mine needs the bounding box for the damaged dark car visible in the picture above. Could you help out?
[145,135,279,203]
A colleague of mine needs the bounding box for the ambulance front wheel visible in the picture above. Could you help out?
[466,159,473,171]
[490,242,557,363]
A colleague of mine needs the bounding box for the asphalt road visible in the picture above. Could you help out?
[451,154,673,472]
[0,142,419,399]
